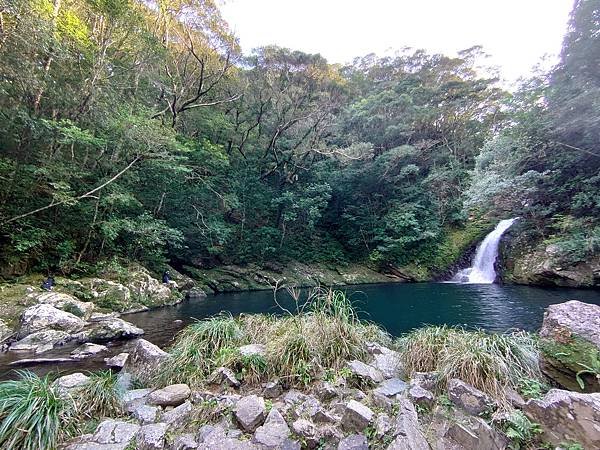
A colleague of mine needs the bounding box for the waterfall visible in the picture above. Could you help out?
[452,218,517,284]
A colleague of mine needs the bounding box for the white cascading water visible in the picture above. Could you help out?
[452,218,517,284]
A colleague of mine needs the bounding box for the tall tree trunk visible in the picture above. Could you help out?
[33,0,62,113]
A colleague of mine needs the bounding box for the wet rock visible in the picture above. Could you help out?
[263,380,283,398]
[18,304,86,337]
[122,339,168,382]
[408,385,435,408]
[163,401,193,429]
[35,292,94,319]
[374,378,408,397]
[539,300,600,391]
[149,384,191,407]
[254,408,290,448]
[234,395,266,432]
[238,344,266,357]
[341,400,374,432]
[137,423,167,450]
[105,352,129,368]
[523,389,600,448]
[132,404,160,424]
[77,317,144,343]
[448,379,495,416]
[54,372,90,395]
[172,433,198,450]
[211,367,241,388]
[71,343,108,359]
[10,329,71,353]
[388,399,430,450]
[347,360,384,384]
[410,372,438,391]
[338,434,368,450]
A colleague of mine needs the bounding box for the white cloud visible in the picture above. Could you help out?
[220,0,573,84]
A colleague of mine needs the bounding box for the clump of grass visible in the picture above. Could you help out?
[399,326,541,406]
[79,370,123,419]
[0,370,77,450]
[267,319,314,386]
[160,313,244,385]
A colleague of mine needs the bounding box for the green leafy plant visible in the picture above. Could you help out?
[575,354,600,390]
[502,410,542,450]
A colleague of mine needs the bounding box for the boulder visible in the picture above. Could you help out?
[71,343,107,359]
[539,300,600,391]
[91,419,141,446]
[408,385,435,408]
[238,344,266,357]
[445,417,507,450]
[338,434,368,450]
[137,423,167,450]
[121,339,167,382]
[371,346,402,379]
[410,372,438,391]
[341,400,374,432]
[524,389,600,448]
[127,269,174,307]
[163,401,193,429]
[91,279,135,312]
[18,304,86,337]
[211,367,241,388]
[54,372,90,395]
[148,384,191,407]
[387,399,430,450]
[77,317,144,343]
[254,408,290,448]
[291,419,320,449]
[198,424,259,449]
[121,388,154,412]
[374,378,408,398]
[448,379,495,416]
[374,413,393,440]
[35,292,94,319]
[10,329,71,353]
[347,360,384,384]
[263,380,283,398]
[105,352,129,368]
[315,381,339,401]
[132,404,160,424]
[234,395,266,432]
[172,433,199,450]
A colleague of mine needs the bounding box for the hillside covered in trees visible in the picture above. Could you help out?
[1,0,599,285]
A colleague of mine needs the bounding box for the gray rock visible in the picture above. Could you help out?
[448,379,495,416]
[315,381,339,401]
[105,352,129,368]
[35,291,94,319]
[445,417,507,450]
[312,408,336,424]
[122,339,167,382]
[371,347,401,379]
[374,413,393,440]
[71,343,108,359]
[341,400,374,432]
[148,384,191,407]
[408,385,434,408]
[172,433,198,450]
[18,303,86,337]
[371,391,394,412]
[234,395,266,432]
[211,366,241,388]
[54,372,90,394]
[238,344,266,357]
[289,394,321,420]
[0,319,12,341]
[131,404,160,424]
[163,400,193,429]
[540,300,600,347]
[77,317,144,343]
[410,372,438,391]
[338,434,368,450]
[524,389,600,448]
[10,329,71,353]
[121,388,154,411]
[137,423,167,450]
[263,380,283,398]
[92,419,140,446]
[374,378,408,397]
[387,399,430,450]
[254,408,290,448]
[347,360,384,384]
[291,419,319,448]
[198,424,258,450]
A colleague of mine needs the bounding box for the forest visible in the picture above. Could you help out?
[1,0,599,280]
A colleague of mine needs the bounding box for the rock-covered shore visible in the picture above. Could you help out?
[52,300,600,450]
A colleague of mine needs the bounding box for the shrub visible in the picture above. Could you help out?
[399,326,541,405]
[0,371,77,450]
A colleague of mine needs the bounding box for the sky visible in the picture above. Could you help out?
[220,0,574,84]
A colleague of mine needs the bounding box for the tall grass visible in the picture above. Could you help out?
[79,370,123,419]
[159,289,389,388]
[0,371,76,450]
[399,326,541,405]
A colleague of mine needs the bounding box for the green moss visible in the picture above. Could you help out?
[540,336,600,391]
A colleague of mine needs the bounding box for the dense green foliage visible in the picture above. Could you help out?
[1,0,598,276]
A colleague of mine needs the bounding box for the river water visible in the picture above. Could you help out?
[1,282,599,378]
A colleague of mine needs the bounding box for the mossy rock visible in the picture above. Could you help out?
[540,337,600,392]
